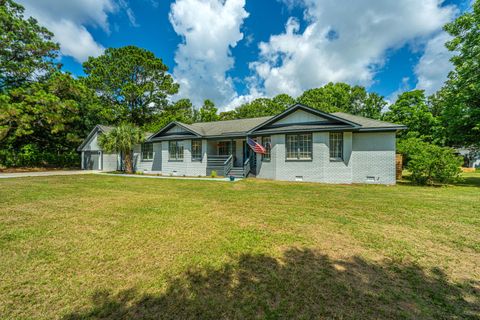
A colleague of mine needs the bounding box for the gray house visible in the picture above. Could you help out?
[78,104,406,184]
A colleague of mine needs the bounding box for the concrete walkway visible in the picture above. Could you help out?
[101,173,241,182]
[0,170,241,182]
[0,170,100,179]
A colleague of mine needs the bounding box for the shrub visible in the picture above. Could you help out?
[403,140,463,185]
[397,137,424,166]
[210,170,217,178]
[0,144,79,168]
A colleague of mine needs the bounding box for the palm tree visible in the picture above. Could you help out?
[98,123,144,173]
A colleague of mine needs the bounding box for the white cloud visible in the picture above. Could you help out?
[250,0,456,97]
[414,31,453,95]
[45,19,106,61]
[169,0,249,108]
[17,0,137,62]
[224,87,263,111]
[118,0,139,27]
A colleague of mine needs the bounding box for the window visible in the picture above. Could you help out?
[169,141,184,161]
[141,143,153,161]
[329,132,343,160]
[262,136,271,161]
[218,141,235,156]
[286,133,312,160]
[191,140,202,161]
[218,141,229,156]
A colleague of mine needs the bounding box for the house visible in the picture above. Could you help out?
[78,104,406,184]
[456,147,480,168]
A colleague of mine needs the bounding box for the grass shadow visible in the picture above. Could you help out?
[64,248,479,319]
[397,172,480,188]
[456,175,480,187]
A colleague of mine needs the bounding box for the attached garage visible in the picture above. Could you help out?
[78,125,155,172]
[82,151,101,170]
[78,125,119,171]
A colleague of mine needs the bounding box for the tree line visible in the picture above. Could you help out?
[0,0,478,183]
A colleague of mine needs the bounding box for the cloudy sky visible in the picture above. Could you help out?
[17,0,470,110]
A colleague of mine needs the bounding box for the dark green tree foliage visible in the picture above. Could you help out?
[383,90,444,144]
[145,98,195,133]
[218,110,237,121]
[272,93,296,110]
[0,73,106,167]
[399,138,463,185]
[433,1,480,148]
[198,99,219,122]
[297,82,385,118]
[0,0,59,90]
[83,46,179,127]
[235,98,279,119]
[231,94,295,119]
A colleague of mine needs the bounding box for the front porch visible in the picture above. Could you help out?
[206,138,255,178]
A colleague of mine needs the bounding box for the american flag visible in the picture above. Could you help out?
[247,137,266,154]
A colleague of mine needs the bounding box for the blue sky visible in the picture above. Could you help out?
[18,0,469,110]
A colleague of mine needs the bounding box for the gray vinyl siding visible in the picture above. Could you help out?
[160,139,207,176]
[81,133,101,151]
[102,153,119,171]
[256,131,396,184]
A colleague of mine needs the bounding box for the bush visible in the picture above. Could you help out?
[397,137,424,166]
[210,170,217,178]
[0,144,79,168]
[401,140,463,185]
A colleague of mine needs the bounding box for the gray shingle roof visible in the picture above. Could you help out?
[148,104,405,141]
[180,116,273,137]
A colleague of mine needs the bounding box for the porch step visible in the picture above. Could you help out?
[206,155,230,166]
[228,166,247,178]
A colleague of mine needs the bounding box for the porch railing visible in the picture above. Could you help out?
[206,155,232,176]
[224,155,233,176]
[243,157,250,177]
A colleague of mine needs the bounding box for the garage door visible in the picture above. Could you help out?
[83,151,101,170]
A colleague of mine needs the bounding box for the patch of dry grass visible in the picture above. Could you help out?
[0,173,479,319]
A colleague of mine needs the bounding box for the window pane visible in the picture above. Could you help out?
[298,134,312,159]
[142,143,153,160]
[169,141,184,160]
[286,134,312,160]
[286,134,298,159]
[192,140,202,160]
[169,141,175,160]
[329,132,343,160]
[218,141,233,156]
[262,136,271,161]
[178,143,184,160]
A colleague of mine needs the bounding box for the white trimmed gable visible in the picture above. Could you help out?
[275,109,329,125]
[80,130,101,151]
[165,125,186,134]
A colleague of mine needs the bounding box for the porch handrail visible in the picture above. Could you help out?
[243,157,250,178]
[224,155,233,176]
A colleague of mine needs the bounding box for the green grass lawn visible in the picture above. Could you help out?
[1,174,479,319]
